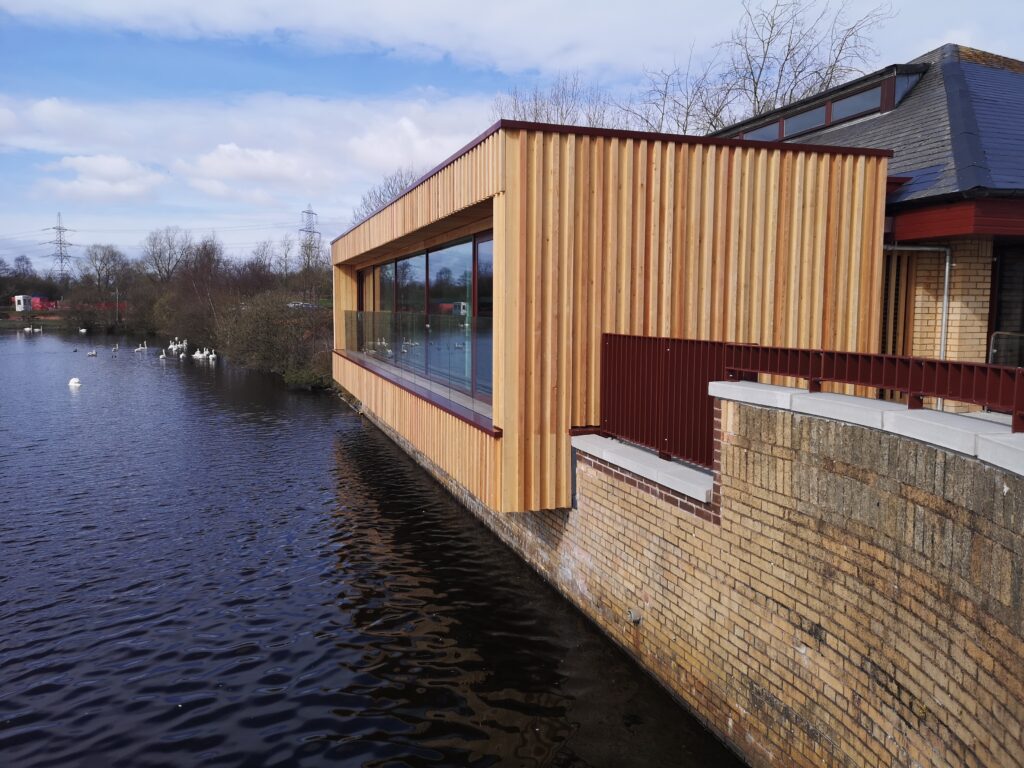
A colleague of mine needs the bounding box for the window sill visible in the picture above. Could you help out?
[334,349,502,437]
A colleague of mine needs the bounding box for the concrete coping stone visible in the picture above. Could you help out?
[709,380,1022,477]
[791,392,906,430]
[707,380,797,409]
[570,434,714,503]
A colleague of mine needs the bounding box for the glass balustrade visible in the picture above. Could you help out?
[344,310,492,417]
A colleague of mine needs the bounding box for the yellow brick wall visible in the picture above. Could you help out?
[563,402,1024,767]
[357,393,1024,768]
[905,238,992,411]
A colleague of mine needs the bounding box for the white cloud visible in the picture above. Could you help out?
[3,0,1021,78]
[40,154,165,201]
[0,0,729,75]
[0,90,491,251]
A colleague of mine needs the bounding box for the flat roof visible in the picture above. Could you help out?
[333,119,894,244]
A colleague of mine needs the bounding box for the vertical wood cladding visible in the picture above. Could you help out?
[332,354,501,509]
[333,124,889,512]
[496,128,887,511]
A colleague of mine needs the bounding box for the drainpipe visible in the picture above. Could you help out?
[884,244,953,408]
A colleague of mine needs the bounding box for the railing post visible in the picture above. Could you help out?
[1014,367,1024,433]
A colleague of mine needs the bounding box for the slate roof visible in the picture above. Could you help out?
[719,45,1024,207]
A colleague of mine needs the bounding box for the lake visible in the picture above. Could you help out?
[0,330,741,767]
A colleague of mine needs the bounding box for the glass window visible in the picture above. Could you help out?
[784,105,826,137]
[377,263,395,312]
[395,255,425,313]
[474,236,494,399]
[743,122,781,141]
[428,240,472,316]
[831,86,881,121]
[991,244,1024,367]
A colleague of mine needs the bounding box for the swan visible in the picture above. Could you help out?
[32,326,42,333]
[68,377,81,387]
[87,349,97,357]
[208,349,217,361]
[180,352,186,359]
[79,328,87,334]
[23,326,31,332]
[159,351,166,359]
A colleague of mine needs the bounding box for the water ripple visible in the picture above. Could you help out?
[0,332,741,767]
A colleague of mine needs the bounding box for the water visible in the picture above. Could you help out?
[0,331,741,767]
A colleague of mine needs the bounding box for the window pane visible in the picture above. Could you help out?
[378,263,395,312]
[395,254,425,312]
[428,241,472,315]
[427,241,473,392]
[474,236,494,398]
[992,246,1024,366]
[784,105,826,137]
[743,122,780,141]
[831,86,881,121]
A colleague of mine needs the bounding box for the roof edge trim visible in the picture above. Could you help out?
[333,119,893,244]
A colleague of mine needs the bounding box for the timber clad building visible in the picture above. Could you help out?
[329,44,1024,768]
[332,121,890,513]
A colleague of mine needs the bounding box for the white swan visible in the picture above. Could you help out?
[68,377,81,387]
[87,349,97,357]
[32,326,42,333]
[23,326,31,332]
[208,349,217,362]
[79,328,87,334]
[159,351,166,359]
[179,352,186,359]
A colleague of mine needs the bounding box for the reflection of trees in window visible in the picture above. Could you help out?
[429,241,472,315]
[396,254,425,312]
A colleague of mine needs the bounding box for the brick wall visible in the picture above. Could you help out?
[909,239,993,410]
[351,395,1024,768]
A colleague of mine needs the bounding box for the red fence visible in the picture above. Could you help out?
[600,334,1024,469]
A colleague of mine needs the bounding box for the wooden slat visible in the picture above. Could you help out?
[332,354,501,509]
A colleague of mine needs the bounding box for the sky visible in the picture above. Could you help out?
[1,0,1021,272]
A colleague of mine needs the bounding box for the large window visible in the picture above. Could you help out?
[354,232,493,404]
[991,242,1024,366]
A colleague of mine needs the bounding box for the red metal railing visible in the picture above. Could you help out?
[600,335,1024,469]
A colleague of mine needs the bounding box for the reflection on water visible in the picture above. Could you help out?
[0,331,741,767]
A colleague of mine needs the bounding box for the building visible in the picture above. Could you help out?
[715,44,1024,370]
[332,121,889,512]
[13,294,31,312]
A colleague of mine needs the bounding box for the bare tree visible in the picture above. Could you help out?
[276,233,294,279]
[142,226,193,283]
[78,245,128,292]
[717,0,891,120]
[492,0,890,137]
[350,166,421,226]
[492,71,626,128]
[13,255,36,278]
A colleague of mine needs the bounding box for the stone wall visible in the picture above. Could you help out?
[349,393,1024,768]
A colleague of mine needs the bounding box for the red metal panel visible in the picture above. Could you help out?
[600,334,1024,470]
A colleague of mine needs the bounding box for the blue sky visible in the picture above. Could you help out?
[1,0,1021,271]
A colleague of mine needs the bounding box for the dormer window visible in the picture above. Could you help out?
[784,105,826,137]
[734,70,923,142]
[831,86,882,121]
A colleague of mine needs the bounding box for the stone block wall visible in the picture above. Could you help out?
[350,393,1024,768]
